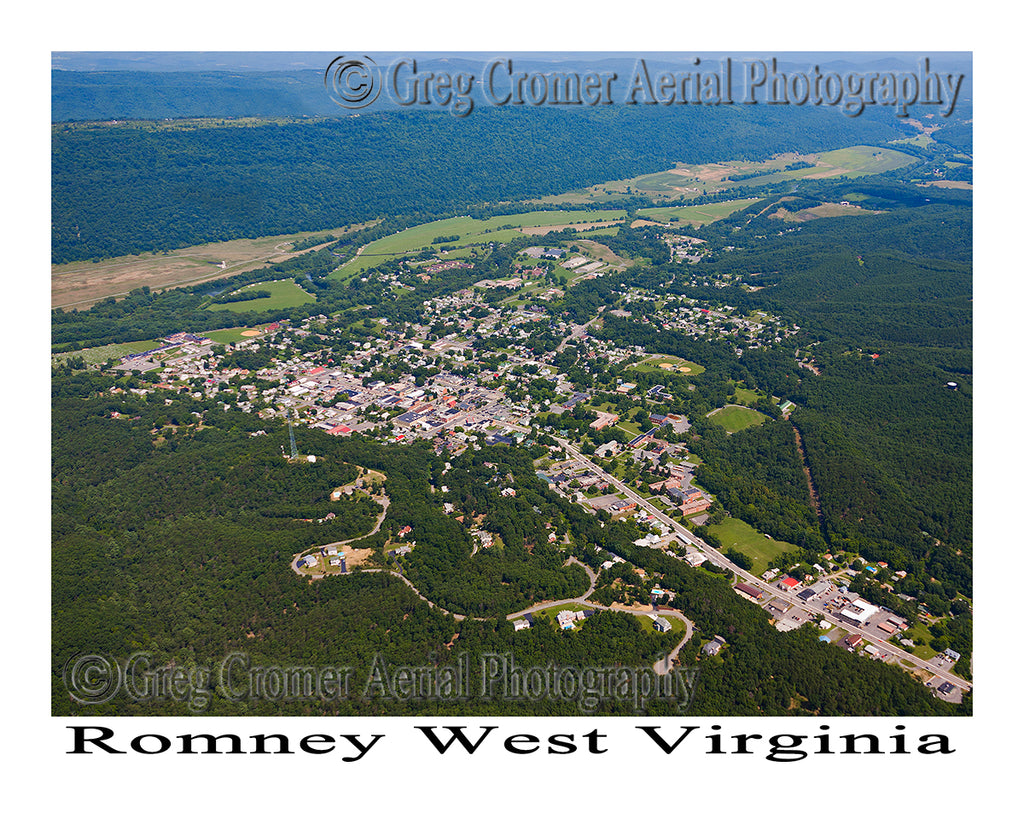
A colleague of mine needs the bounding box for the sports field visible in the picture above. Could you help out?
[707,404,767,433]
[207,279,316,313]
[203,326,276,344]
[631,355,706,376]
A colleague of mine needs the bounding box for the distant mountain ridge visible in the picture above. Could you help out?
[52,52,972,122]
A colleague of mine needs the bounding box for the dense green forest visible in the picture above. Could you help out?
[52,104,904,263]
[561,195,971,597]
[52,372,962,716]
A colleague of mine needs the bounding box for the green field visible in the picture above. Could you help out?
[539,145,917,207]
[638,198,762,225]
[203,326,271,344]
[207,279,316,313]
[707,404,767,433]
[893,133,936,148]
[814,145,918,176]
[332,210,628,280]
[631,355,706,376]
[730,387,762,406]
[902,622,939,660]
[53,338,159,365]
[705,517,795,576]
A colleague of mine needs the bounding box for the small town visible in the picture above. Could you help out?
[100,246,969,704]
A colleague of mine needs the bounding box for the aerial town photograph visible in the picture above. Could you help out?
[31,0,1024,807]
[51,47,976,724]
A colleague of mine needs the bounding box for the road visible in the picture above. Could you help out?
[301,543,693,674]
[290,492,390,577]
[556,311,603,354]
[547,435,972,693]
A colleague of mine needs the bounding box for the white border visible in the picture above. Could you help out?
[21,1,1016,814]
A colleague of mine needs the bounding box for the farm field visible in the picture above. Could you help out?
[207,279,316,313]
[770,202,882,222]
[637,198,761,225]
[52,338,159,365]
[52,223,371,310]
[707,404,768,433]
[705,517,795,576]
[331,210,628,280]
[537,145,917,205]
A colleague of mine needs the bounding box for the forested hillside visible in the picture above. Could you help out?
[52,105,902,263]
[53,373,960,717]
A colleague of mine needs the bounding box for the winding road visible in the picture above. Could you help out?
[297,518,693,674]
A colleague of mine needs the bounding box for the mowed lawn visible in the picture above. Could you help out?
[207,280,316,313]
[707,404,767,433]
[528,603,597,625]
[705,517,795,576]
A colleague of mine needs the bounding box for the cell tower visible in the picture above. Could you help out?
[288,410,299,460]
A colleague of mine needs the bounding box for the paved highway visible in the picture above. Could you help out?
[547,435,972,694]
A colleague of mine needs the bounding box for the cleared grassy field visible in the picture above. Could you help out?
[893,133,936,148]
[332,210,628,280]
[812,145,917,177]
[52,338,160,365]
[705,517,795,576]
[638,198,761,225]
[207,280,316,313]
[903,622,939,660]
[730,387,762,405]
[770,202,881,222]
[707,404,767,433]
[537,145,917,206]
[52,223,372,310]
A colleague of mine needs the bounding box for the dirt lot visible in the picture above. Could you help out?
[343,547,375,570]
